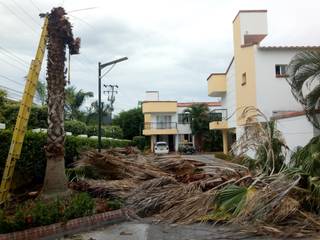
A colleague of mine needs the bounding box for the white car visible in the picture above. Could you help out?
[154,141,169,154]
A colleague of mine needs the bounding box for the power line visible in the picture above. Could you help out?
[0,1,38,34]
[10,0,41,27]
[0,57,27,73]
[0,46,30,65]
[28,0,42,12]
[0,74,26,87]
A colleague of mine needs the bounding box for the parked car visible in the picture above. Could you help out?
[178,142,195,155]
[154,141,169,154]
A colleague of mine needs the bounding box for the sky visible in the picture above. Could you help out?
[0,0,319,114]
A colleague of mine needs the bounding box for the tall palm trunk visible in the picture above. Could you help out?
[42,7,80,198]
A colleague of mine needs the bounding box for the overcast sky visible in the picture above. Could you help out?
[0,0,319,114]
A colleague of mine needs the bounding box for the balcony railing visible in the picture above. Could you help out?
[144,122,177,130]
[209,109,228,122]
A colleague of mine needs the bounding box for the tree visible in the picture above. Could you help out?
[36,81,47,106]
[287,50,320,129]
[42,7,80,198]
[184,103,210,151]
[112,107,144,139]
[85,100,111,125]
[0,89,7,122]
[65,86,93,121]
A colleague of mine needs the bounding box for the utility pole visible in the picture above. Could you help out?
[104,84,118,118]
[97,57,128,152]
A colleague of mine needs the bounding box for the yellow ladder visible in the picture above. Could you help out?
[0,16,48,204]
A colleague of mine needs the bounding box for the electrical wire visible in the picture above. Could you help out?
[27,0,42,12]
[0,74,26,87]
[0,57,27,73]
[10,0,41,27]
[0,1,38,34]
[0,46,30,65]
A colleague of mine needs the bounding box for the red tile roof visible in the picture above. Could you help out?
[177,102,221,107]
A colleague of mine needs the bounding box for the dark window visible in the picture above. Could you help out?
[209,112,222,121]
[275,64,288,77]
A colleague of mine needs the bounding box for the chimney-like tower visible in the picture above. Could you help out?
[233,10,268,47]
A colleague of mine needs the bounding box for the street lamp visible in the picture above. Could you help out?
[98,57,128,152]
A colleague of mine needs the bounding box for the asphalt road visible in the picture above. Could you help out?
[63,221,276,240]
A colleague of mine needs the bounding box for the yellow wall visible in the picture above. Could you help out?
[142,101,177,113]
[209,120,228,130]
[207,74,227,97]
[143,129,177,136]
[233,16,257,126]
[144,114,151,123]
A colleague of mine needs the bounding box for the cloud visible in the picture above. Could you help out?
[0,0,320,113]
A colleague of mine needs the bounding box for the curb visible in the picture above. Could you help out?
[0,208,131,240]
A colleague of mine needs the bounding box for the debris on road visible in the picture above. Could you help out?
[68,147,320,238]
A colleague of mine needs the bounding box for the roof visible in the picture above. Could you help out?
[271,111,306,120]
[207,57,234,81]
[259,46,320,50]
[142,101,176,103]
[232,10,267,23]
[177,102,221,107]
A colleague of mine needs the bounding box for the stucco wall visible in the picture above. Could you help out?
[255,48,303,119]
[276,115,316,151]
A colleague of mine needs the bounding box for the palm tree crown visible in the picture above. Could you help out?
[287,50,320,129]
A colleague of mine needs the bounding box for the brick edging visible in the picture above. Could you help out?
[0,208,131,240]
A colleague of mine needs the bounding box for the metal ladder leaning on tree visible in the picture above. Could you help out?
[0,15,48,204]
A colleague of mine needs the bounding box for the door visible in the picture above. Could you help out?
[168,135,174,152]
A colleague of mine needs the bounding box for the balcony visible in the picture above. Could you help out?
[209,109,229,130]
[207,73,226,97]
[142,101,177,114]
[143,122,178,135]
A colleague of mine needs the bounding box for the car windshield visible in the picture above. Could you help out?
[156,143,167,147]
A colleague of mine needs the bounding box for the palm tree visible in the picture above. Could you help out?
[183,103,210,151]
[287,50,320,129]
[42,7,80,198]
[36,81,47,106]
[65,86,93,120]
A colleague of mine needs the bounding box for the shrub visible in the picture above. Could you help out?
[2,104,48,129]
[86,125,102,137]
[104,125,123,139]
[0,193,95,234]
[133,136,146,151]
[65,120,87,135]
[0,130,133,188]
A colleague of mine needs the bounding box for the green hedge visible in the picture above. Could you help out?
[65,120,87,135]
[0,130,132,188]
[1,104,48,129]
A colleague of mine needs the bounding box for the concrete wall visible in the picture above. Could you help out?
[225,60,237,129]
[276,115,316,151]
[255,48,303,119]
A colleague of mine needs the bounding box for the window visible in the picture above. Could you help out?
[275,64,288,77]
[241,72,247,86]
[178,113,191,124]
[209,112,222,121]
[156,115,172,129]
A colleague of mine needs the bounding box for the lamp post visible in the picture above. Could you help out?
[98,57,128,152]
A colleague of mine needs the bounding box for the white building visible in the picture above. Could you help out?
[142,91,221,152]
[207,10,320,154]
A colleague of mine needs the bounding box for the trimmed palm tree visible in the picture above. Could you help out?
[287,50,320,129]
[65,86,93,120]
[183,103,210,151]
[42,7,80,198]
